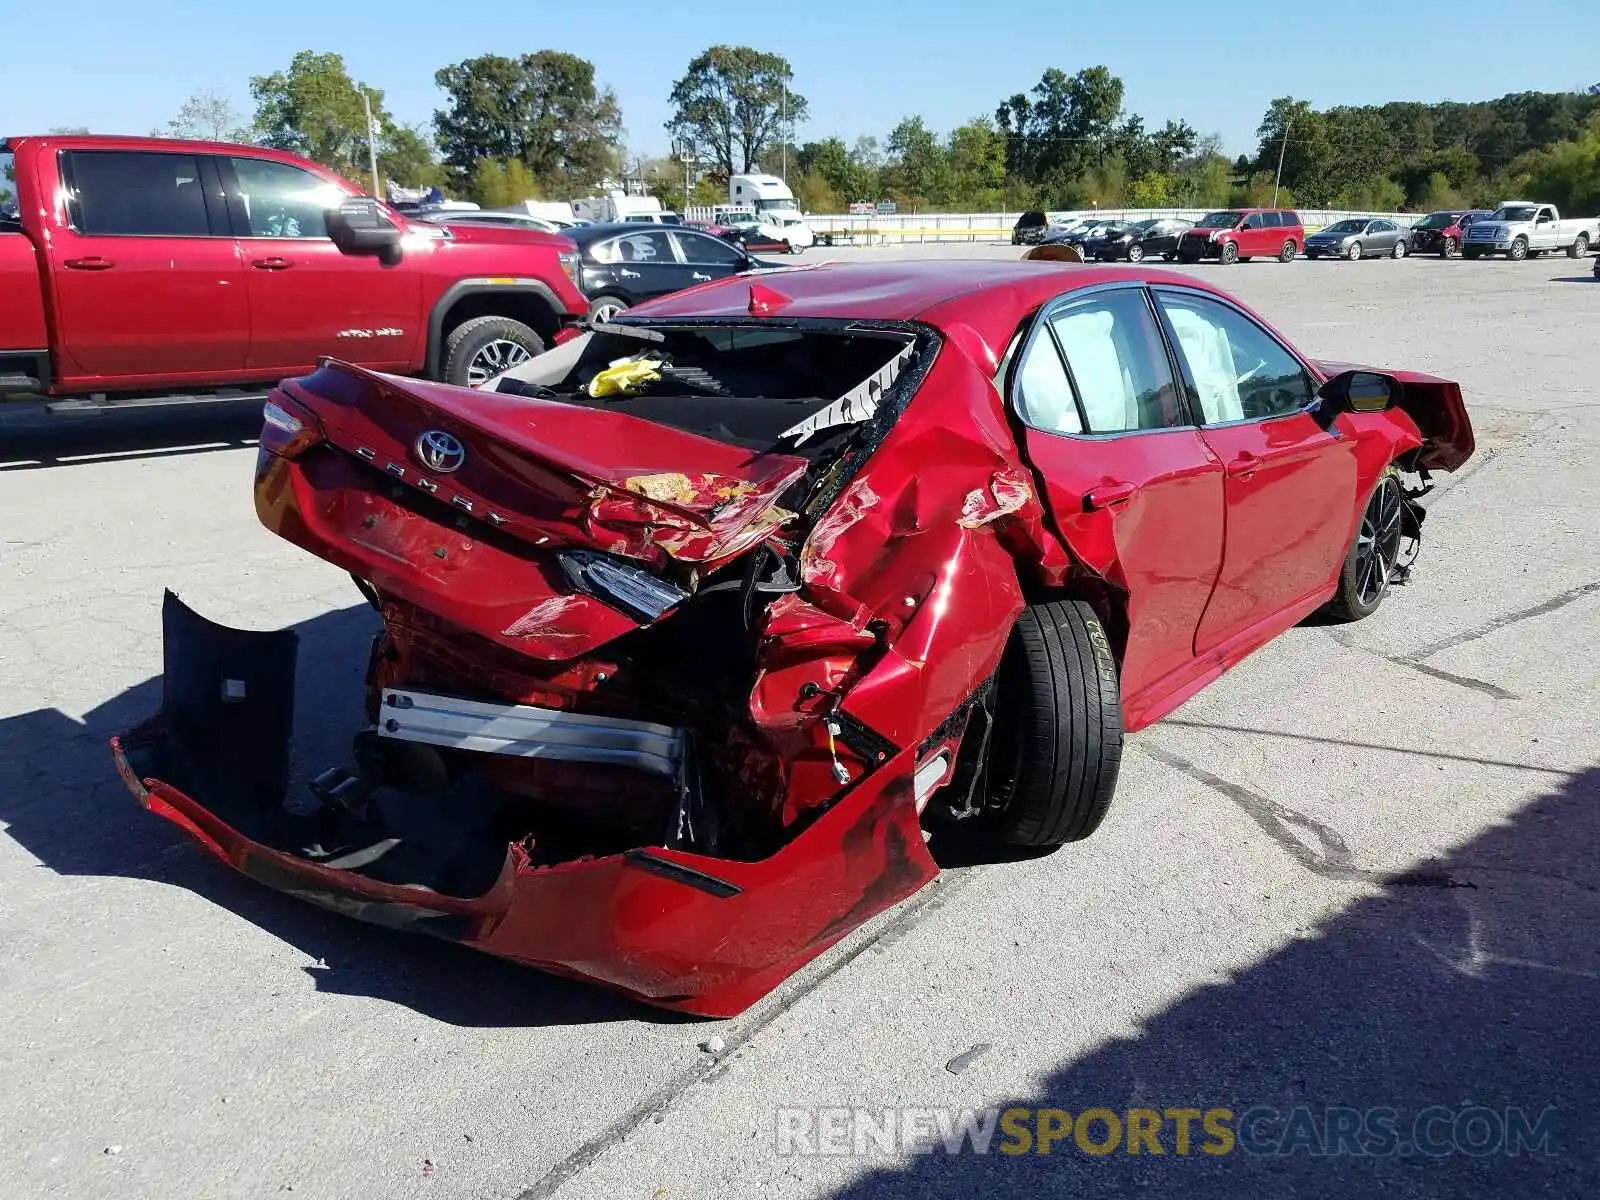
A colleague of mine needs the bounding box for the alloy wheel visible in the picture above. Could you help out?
[1355,476,1404,607]
[466,339,533,387]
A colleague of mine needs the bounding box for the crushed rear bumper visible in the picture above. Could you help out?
[111,592,939,1017]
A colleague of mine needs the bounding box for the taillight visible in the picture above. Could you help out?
[259,395,323,459]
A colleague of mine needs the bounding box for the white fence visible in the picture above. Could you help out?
[800,208,1419,245]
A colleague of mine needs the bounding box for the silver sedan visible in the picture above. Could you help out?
[1303,218,1410,261]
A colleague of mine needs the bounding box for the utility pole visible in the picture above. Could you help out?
[361,90,381,198]
[781,81,788,182]
[1272,108,1292,207]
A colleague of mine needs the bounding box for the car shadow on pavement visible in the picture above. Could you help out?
[1547,275,1598,284]
[0,402,263,471]
[826,766,1599,1198]
[0,601,671,1029]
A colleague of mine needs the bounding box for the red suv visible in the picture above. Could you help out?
[0,135,588,405]
[1176,208,1304,265]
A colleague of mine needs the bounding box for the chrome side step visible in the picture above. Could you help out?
[375,689,685,778]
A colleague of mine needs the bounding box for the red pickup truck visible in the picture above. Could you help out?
[0,134,588,407]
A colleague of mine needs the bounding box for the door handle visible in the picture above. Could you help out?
[64,256,114,271]
[1226,451,1260,479]
[251,257,293,270]
[1083,481,1138,511]
[692,272,711,281]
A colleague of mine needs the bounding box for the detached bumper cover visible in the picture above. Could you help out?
[111,593,939,1017]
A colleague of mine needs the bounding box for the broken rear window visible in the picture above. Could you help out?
[492,323,925,457]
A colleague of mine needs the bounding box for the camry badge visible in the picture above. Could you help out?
[414,429,466,475]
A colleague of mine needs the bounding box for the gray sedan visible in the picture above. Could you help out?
[1303,218,1410,260]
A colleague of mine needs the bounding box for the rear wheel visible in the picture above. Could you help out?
[1391,239,1408,259]
[1321,469,1404,623]
[1567,234,1589,258]
[986,599,1124,847]
[587,294,629,323]
[441,316,544,388]
[1279,239,1297,262]
[1220,241,1239,265]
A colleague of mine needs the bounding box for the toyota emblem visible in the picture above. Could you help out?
[414,429,466,474]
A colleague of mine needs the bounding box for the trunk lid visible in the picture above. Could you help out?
[280,360,811,570]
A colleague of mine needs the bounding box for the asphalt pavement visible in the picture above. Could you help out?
[2,246,1596,1199]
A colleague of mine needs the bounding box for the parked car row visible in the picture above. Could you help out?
[1009,202,1600,266]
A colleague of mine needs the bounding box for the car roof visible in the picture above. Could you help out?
[570,221,709,242]
[630,259,1237,368]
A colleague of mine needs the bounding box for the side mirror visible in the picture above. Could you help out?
[327,197,403,266]
[1316,369,1403,419]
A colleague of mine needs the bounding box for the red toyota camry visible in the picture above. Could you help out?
[113,253,1474,1017]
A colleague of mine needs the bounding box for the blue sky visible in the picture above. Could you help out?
[10,0,1596,162]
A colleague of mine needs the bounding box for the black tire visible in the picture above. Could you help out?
[1391,239,1408,259]
[986,599,1124,847]
[1346,240,1363,261]
[1508,237,1528,262]
[587,294,630,323]
[1569,234,1590,259]
[1279,239,1297,263]
[441,315,544,388]
[1161,252,1175,262]
[1321,468,1404,623]
[1126,243,1145,263]
[1219,241,1239,265]
[1442,236,1459,258]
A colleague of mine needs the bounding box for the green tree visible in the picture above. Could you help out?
[996,66,1125,188]
[667,47,807,177]
[1253,97,1333,206]
[250,51,386,181]
[1523,115,1600,214]
[947,118,1007,206]
[155,89,252,143]
[380,125,444,190]
[883,116,953,208]
[434,52,622,196]
[798,136,872,201]
[792,168,840,213]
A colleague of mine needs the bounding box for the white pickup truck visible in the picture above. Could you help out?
[1462,200,1597,261]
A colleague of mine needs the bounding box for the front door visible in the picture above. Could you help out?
[670,229,752,286]
[1152,287,1358,658]
[1007,284,1226,705]
[49,148,250,385]
[221,154,420,376]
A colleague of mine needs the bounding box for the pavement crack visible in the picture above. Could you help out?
[1404,580,1600,664]
[511,869,974,1200]
[1389,659,1519,700]
[1139,744,1471,889]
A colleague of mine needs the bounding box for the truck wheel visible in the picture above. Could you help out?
[986,599,1124,847]
[1568,234,1589,259]
[587,294,629,323]
[1508,237,1528,261]
[442,315,544,388]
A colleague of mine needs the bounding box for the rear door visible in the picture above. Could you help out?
[220,154,421,375]
[1370,219,1399,253]
[49,148,249,384]
[1152,287,1358,658]
[1007,283,1225,707]
[589,229,694,302]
